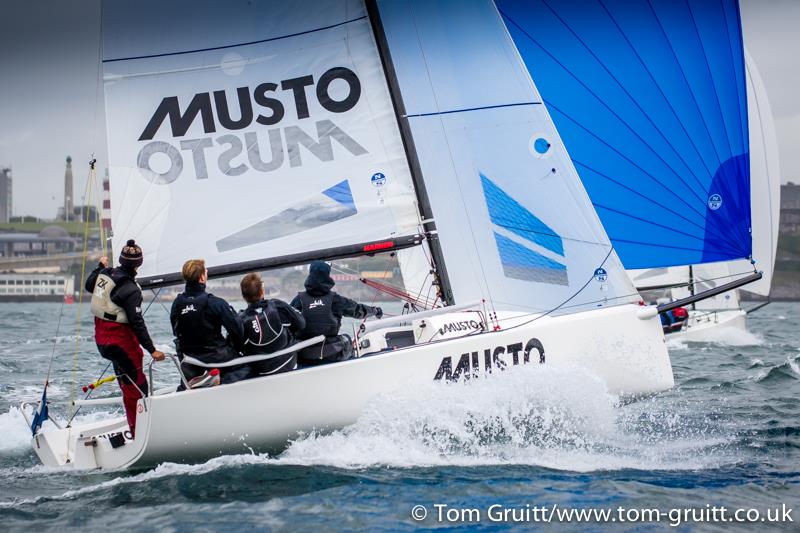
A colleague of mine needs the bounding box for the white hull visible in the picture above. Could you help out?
[30,304,673,470]
[666,308,747,342]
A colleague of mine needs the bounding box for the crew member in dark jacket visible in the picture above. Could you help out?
[290,261,383,365]
[237,272,306,376]
[85,239,165,438]
[171,259,245,386]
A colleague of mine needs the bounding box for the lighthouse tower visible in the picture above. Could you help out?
[64,156,74,221]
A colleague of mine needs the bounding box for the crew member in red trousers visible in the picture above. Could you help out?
[85,239,164,437]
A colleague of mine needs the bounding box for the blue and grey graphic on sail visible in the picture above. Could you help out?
[378,0,638,314]
[216,180,358,252]
[496,0,751,270]
[480,173,567,285]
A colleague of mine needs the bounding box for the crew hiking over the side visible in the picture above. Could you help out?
[171,259,246,387]
[85,239,165,438]
[291,260,383,366]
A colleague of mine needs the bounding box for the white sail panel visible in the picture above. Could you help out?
[378,0,638,313]
[102,0,421,278]
[686,262,742,311]
[726,50,781,296]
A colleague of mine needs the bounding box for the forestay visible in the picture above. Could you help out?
[102,0,423,281]
[377,0,638,314]
[497,0,751,269]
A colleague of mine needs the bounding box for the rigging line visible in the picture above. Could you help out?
[593,201,745,257]
[89,162,108,259]
[644,0,726,171]
[595,0,716,184]
[498,247,617,332]
[43,284,68,387]
[328,247,438,306]
[408,3,497,318]
[143,288,162,315]
[517,1,709,203]
[684,0,738,167]
[66,360,112,428]
[70,166,97,419]
[491,290,641,317]
[330,263,435,306]
[103,16,368,63]
[405,101,539,118]
[412,269,433,310]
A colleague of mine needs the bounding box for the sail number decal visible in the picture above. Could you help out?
[433,338,545,382]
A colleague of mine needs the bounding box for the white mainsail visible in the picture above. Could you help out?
[102,0,423,281]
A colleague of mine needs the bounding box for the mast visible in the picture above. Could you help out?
[688,265,696,311]
[364,0,454,305]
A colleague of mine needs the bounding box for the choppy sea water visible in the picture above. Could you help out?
[0,301,798,531]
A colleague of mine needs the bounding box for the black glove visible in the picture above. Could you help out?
[374,307,383,319]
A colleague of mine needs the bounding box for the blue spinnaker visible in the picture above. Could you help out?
[497,0,751,269]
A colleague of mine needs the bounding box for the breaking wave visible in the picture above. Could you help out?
[279,365,736,472]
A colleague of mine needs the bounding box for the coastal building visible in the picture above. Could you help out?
[0,167,11,223]
[0,225,76,258]
[780,182,800,235]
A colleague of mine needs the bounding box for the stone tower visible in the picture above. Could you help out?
[64,155,73,221]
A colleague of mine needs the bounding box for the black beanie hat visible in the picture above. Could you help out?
[119,239,143,268]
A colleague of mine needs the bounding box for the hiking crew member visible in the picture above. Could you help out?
[85,240,165,438]
[238,272,306,376]
[290,261,383,365]
[171,259,245,386]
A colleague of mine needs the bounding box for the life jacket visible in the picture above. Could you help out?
[295,292,339,339]
[90,272,130,323]
[173,292,219,354]
[240,300,289,355]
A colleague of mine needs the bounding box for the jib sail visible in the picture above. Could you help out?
[375,0,639,313]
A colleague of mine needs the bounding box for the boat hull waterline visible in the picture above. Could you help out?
[30,304,673,470]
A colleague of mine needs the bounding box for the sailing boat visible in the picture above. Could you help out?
[629,50,781,341]
[497,0,775,341]
[26,0,754,470]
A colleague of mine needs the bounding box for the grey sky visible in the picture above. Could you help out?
[0,0,798,219]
